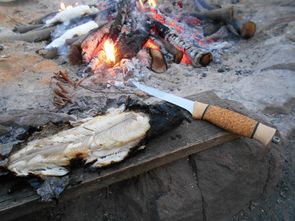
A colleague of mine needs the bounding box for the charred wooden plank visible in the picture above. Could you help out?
[108,0,130,41]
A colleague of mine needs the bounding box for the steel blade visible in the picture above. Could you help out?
[132,81,194,114]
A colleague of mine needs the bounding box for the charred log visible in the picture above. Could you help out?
[0,26,54,43]
[227,19,256,39]
[149,48,168,73]
[115,28,150,63]
[108,0,130,41]
[159,37,184,64]
[154,21,212,67]
[13,24,43,33]
[36,48,59,59]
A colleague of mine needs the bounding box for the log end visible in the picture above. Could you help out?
[149,48,168,73]
[174,51,184,64]
[240,21,256,39]
[199,52,213,66]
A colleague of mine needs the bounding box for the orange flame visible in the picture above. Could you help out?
[148,0,157,8]
[104,39,116,63]
[143,38,160,50]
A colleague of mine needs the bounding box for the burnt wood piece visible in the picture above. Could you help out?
[115,28,150,63]
[193,1,256,38]
[67,35,87,65]
[13,24,43,33]
[29,12,58,25]
[227,19,256,39]
[154,21,212,67]
[81,24,111,63]
[159,37,183,64]
[192,6,234,23]
[108,0,130,41]
[149,48,168,73]
[0,27,54,43]
[0,92,240,221]
[36,48,59,59]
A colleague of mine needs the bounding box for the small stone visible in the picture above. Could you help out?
[218,65,230,73]
[0,44,3,51]
[239,59,243,63]
[202,73,207,77]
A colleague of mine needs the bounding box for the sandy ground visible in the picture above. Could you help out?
[0,0,295,220]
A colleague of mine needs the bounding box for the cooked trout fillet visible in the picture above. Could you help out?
[7,111,150,177]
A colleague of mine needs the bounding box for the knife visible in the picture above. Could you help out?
[132,81,279,146]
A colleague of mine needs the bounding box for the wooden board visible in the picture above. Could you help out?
[0,92,242,220]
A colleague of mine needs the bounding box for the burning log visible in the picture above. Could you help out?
[154,21,212,67]
[108,0,130,41]
[0,26,54,42]
[81,24,111,63]
[149,48,168,73]
[159,37,183,64]
[115,28,151,64]
[13,24,43,33]
[67,35,87,65]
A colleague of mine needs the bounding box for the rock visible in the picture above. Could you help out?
[22,138,282,221]
[191,138,282,221]
[259,45,295,72]
[0,44,3,51]
[218,65,230,73]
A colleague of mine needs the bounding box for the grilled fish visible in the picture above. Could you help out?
[5,101,184,177]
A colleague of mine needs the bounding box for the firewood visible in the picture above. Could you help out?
[202,21,223,36]
[228,19,256,39]
[193,1,256,39]
[159,37,183,64]
[36,48,58,59]
[108,0,130,41]
[67,34,87,65]
[149,48,168,73]
[0,26,54,42]
[154,21,212,67]
[29,12,58,24]
[192,6,234,23]
[13,24,43,33]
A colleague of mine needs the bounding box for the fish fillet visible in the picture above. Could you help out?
[7,110,150,177]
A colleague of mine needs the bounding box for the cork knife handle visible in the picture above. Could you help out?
[192,101,276,146]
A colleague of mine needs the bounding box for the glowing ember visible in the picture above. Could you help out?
[148,0,157,8]
[143,38,160,50]
[104,39,116,63]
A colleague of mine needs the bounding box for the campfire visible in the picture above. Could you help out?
[1,0,256,108]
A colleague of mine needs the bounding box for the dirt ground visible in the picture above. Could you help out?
[0,0,295,220]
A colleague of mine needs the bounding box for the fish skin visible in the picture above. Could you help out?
[7,110,150,177]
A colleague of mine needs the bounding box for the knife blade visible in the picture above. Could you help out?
[132,81,279,146]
